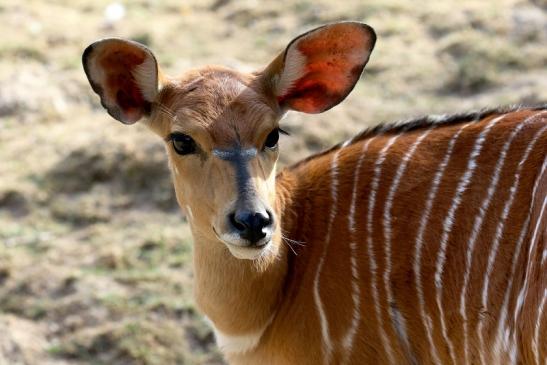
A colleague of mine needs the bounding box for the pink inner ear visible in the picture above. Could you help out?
[98,47,148,122]
[278,24,372,114]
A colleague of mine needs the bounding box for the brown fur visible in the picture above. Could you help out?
[224,109,546,365]
[82,22,547,364]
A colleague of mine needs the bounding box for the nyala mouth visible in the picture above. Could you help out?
[225,241,273,260]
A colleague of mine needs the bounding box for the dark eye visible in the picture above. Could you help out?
[264,129,279,149]
[171,133,197,155]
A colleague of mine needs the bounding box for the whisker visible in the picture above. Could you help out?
[281,235,298,256]
[280,230,306,247]
[285,237,305,247]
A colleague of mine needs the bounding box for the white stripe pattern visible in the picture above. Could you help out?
[475,115,547,360]
[341,137,376,365]
[499,216,531,365]
[514,153,547,363]
[307,109,544,364]
[383,128,432,357]
[434,114,504,365]
[531,195,547,365]
[489,124,547,363]
[414,123,470,364]
[313,149,341,364]
[534,289,547,365]
[367,134,399,364]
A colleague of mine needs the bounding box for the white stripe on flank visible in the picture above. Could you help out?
[492,216,531,365]
[434,114,503,365]
[508,217,531,365]
[514,153,547,362]
[367,134,399,364]
[313,149,341,364]
[414,123,470,364]
[341,138,353,148]
[476,116,547,357]
[383,128,432,356]
[534,289,547,365]
[489,124,547,362]
[341,137,376,365]
[529,196,547,265]
[467,118,527,361]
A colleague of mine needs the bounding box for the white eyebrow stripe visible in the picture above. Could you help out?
[212,148,257,160]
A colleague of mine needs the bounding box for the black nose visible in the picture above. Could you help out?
[229,209,273,245]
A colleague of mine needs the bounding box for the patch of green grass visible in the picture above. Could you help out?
[0,295,48,320]
[1,1,545,364]
[46,344,64,356]
[97,291,194,315]
[53,319,207,365]
[0,220,59,255]
[85,266,165,284]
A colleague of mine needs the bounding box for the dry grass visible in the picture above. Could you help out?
[0,0,546,364]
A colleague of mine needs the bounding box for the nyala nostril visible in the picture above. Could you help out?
[229,213,246,231]
[229,209,272,244]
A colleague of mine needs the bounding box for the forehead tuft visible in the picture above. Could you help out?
[163,68,278,145]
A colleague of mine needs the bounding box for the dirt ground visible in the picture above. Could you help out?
[0,1,546,364]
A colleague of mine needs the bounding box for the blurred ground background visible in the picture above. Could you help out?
[0,0,546,364]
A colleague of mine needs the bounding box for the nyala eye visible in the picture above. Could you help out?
[171,133,197,155]
[264,129,279,149]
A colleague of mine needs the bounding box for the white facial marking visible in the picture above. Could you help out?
[219,230,272,249]
[226,245,264,260]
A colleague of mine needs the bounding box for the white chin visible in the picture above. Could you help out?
[227,244,271,260]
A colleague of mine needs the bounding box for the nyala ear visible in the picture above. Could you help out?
[82,38,160,124]
[262,22,376,114]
